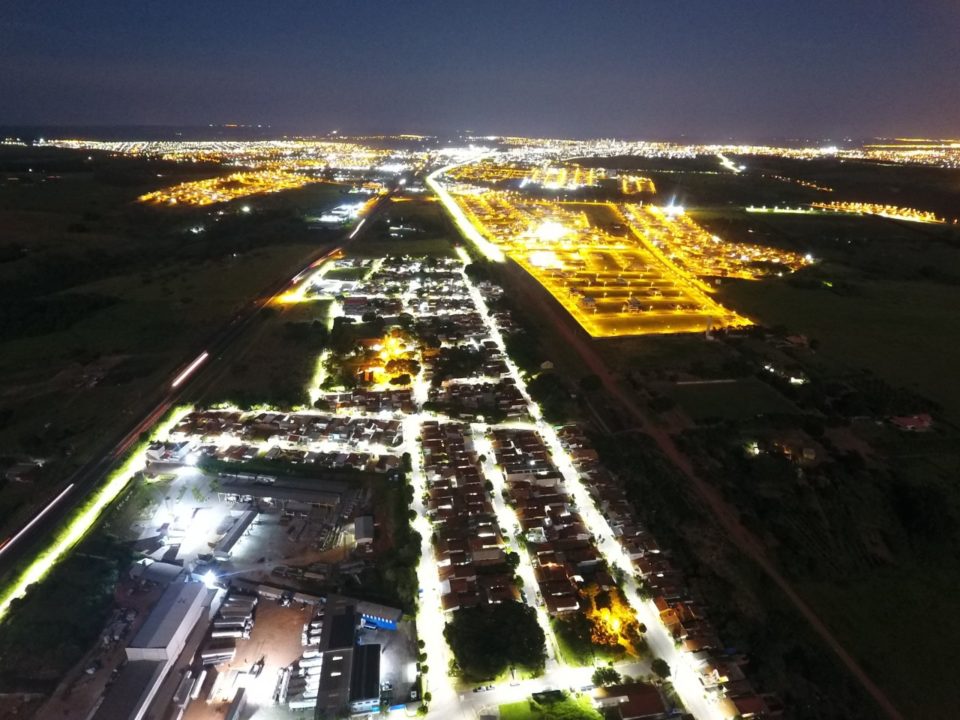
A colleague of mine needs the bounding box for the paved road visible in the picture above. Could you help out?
[502,259,904,720]
[0,194,391,584]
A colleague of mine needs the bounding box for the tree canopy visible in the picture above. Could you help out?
[444,601,546,680]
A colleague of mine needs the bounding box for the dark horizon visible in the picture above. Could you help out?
[2,1,959,140]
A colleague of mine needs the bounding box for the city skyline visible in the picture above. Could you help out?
[2,1,959,138]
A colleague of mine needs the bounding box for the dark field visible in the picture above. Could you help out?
[719,275,960,423]
[668,378,798,421]
[0,147,345,533]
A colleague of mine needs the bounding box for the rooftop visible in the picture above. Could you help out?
[130,581,207,649]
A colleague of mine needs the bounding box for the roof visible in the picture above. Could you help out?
[90,660,166,720]
[317,647,353,716]
[130,560,185,585]
[328,608,357,650]
[214,507,257,556]
[731,694,770,717]
[130,581,207,649]
[356,600,403,624]
[354,515,375,541]
[594,682,666,720]
[219,481,341,506]
[349,643,381,703]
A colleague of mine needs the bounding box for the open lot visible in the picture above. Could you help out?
[719,275,960,422]
[667,378,798,422]
[800,558,960,720]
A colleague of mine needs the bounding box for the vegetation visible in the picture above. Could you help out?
[0,533,131,689]
[444,601,546,680]
[354,475,421,613]
[205,304,330,409]
[591,666,622,686]
[651,658,671,679]
[0,147,347,537]
[499,693,601,720]
[527,372,576,423]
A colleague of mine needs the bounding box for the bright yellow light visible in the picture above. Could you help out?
[528,250,563,269]
[533,220,571,242]
[139,170,319,207]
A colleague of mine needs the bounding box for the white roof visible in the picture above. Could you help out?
[130,581,207,649]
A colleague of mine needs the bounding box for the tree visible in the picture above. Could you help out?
[443,602,546,680]
[592,666,622,687]
[652,658,671,679]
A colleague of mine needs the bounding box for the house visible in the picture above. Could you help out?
[890,413,933,432]
[593,682,668,719]
[717,693,772,719]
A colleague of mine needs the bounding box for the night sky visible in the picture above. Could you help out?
[2,1,958,140]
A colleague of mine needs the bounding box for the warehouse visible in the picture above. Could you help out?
[126,580,212,661]
[92,581,215,720]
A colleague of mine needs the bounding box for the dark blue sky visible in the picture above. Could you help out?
[2,1,958,140]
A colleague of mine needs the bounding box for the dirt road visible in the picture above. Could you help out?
[503,261,904,720]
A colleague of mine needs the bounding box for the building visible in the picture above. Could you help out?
[127,581,210,662]
[593,682,668,720]
[314,596,397,718]
[213,506,258,560]
[354,515,375,545]
[349,643,382,714]
[92,581,214,720]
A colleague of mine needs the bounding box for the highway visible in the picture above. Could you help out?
[0,193,391,589]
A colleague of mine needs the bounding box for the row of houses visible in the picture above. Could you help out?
[420,421,520,613]
[322,388,415,414]
[415,311,490,347]
[556,425,783,719]
[171,410,403,449]
[422,338,511,385]
[340,295,403,318]
[491,428,610,617]
[428,378,528,419]
[199,442,397,474]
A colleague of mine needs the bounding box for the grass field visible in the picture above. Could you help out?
[499,694,600,720]
[199,298,332,408]
[668,378,797,421]
[719,275,960,422]
[800,558,960,719]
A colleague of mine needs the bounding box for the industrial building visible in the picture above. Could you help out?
[91,581,215,720]
[354,515,375,546]
[213,505,258,560]
[313,595,400,718]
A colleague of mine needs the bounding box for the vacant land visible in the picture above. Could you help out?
[199,299,332,408]
[351,195,457,258]
[499,694,600,720]
[668,378,797,421]
[801,558,960,719]
[720,275,960,422]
